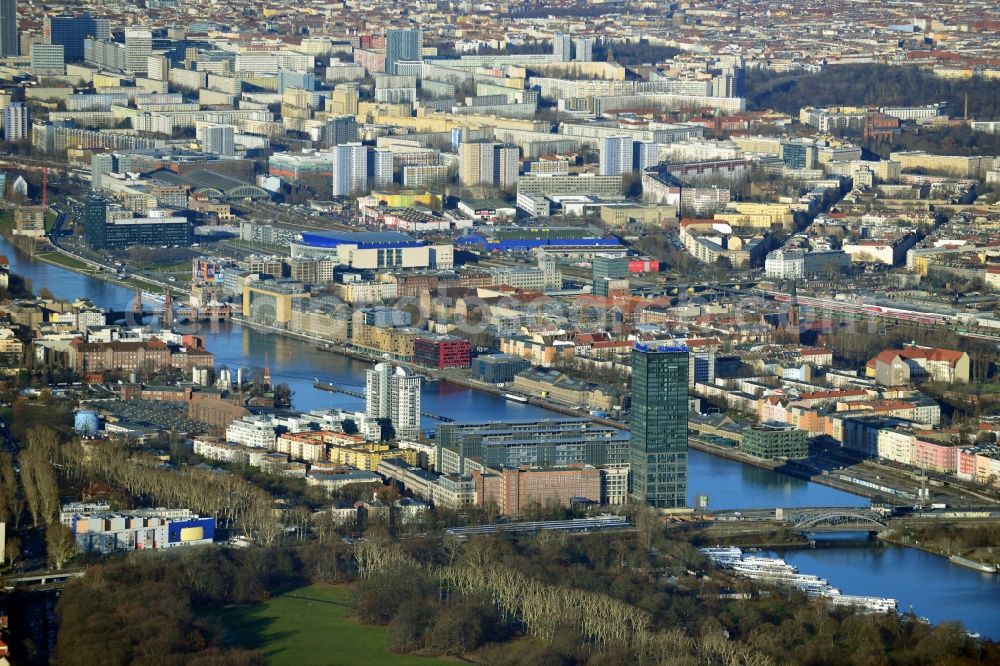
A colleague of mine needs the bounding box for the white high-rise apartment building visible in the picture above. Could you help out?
[599,135,634,176]
[197,122,235,156]
[553,32,571,62]
[365,363,422,439]
[369,148,394,190]
[331,142,368,196]
[573,37,594,62]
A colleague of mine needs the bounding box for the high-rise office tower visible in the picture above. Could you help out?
[124,28,152,74]
[592,254,629,297]
[331,142,368,196]
[2,102,28,141]
[599,135,634,176]
[83,195,109,250]
[553,32,571,62]
[366,362,422,439]
[630,343,689,509]
[0,0,18,57]
[45,13,110,61]
[573,37,594,62]
[385,28,421,75]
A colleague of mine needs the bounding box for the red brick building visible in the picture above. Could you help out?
[474,465,601,516]
[71,338,214,378]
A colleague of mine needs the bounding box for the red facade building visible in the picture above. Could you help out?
[413,336,471,369]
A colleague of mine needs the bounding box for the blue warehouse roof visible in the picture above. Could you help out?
[298,230,426,250]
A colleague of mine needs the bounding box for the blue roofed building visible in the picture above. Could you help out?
[290,230,453,269]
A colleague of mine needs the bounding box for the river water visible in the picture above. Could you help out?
[4,238,1000,637]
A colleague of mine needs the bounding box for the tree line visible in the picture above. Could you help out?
[747,65,1000,120]
[51,508,1000,665]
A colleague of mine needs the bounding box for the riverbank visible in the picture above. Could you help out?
[879,525,1000,569]
[686,437,889,502]
[26,242,181,297]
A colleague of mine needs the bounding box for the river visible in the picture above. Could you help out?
[4,238,1000,637]
[766,534,1000,639]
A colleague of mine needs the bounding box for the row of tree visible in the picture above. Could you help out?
[746,64,1000,120]
[2,426,77,570]
[57,436,283,545]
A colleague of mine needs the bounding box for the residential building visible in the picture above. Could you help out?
[3,103,28,142]
[196,123,235,157]
[553,32,572,62]
[459,140,518,191]
[599,136,634,176]
[366,362,422,439]
[331,142,368,196]
[386,29,421,76]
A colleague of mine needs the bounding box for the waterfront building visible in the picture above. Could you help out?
[435,418,630,476]
[630,343,689,509]
[366,362,422,439]
[414,335,471,369]
[472,354,531,384]
[742,423,810,459]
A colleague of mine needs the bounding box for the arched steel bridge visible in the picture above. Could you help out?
[785,508,889,531]
[712,507,891,531]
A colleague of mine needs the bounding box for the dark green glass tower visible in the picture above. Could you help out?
[630,344,689,508]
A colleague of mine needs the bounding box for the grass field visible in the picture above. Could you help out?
[215,584,454,666]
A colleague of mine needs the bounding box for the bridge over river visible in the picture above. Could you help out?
[712,506,892,532]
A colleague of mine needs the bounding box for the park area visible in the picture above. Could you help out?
[214,584,454,666]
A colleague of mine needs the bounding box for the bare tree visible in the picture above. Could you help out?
[46,523,77,570]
